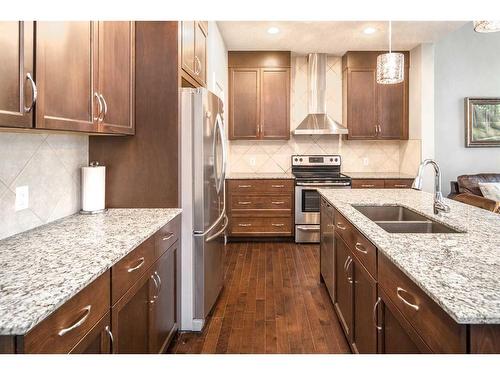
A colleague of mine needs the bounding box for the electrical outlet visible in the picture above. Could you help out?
[15,186,29,211]
[249,157,256,166]
[363,157,369,166]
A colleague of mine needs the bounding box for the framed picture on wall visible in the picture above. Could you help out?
[465,97,500,147]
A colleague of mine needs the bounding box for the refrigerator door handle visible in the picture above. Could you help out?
[213,113,227,195]
[206,214,229,242]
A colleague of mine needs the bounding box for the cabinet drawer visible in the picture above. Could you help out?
[378,252,467,353]
[112,236,156,304]
[230,194,292,210]
[227,179,294,194]
[334,210,377,278]
[384,179,414,189]
[155,216,180,259]
[229,217,292,236]
[352,179,385,189]
[23,271,110,354]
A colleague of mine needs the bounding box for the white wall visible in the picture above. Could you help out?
[435,22,500,195]
[207,22,228,113]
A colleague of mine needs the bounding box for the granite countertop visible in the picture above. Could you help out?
[346,172,416,179]
[0,208,182,335]
[226,172,295,180]
[317,188,500,325]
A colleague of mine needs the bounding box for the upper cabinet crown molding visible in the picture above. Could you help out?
[0,21,135,135]
[228,51,291,141]
[342,51,409,140]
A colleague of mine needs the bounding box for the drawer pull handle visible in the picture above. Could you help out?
[238,184,252,188]
[373,297,383,331]
[238,201,252,205]
[396,287,420,311]
[272,223,285,227]
[162,233,174,241]
[355,242,368,254]
[238,223,252,227]
[272,184,284,188]
[272,201,285,205]
[336,222,346,230]
[58,305,91,336]
[127,257,145,273]
[393,184,408,188]
[361,184,375,188]
[105,326,114,353]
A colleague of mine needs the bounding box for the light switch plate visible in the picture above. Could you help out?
[15,186,29,211]
[363,157,369,166]
[249,157,256,166]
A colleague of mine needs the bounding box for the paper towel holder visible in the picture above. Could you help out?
[80,161,108,215]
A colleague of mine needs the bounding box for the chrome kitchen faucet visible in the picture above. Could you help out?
[412,159,451,215]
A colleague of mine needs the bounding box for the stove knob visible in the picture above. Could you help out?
[294,157,298,162]
[334,157,339,162]
[330,158,334,162]
[299,158,303,162]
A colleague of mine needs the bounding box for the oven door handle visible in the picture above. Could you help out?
[296,226,321,232]
[296,182,351,187]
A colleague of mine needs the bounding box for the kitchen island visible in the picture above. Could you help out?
[318,188,500,353]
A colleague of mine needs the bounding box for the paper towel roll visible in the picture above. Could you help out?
[81,163,106,213]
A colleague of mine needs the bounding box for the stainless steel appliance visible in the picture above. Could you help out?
[292,155,351,243]
[180,88,228,329]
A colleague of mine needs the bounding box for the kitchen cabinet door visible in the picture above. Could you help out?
[36,21,99,132]
[111,268,153,354]
[346,69,377,139]
[149,243,177,354]
[351,258,378,354]
[334,233,353,340]
[229,68,260,140]
[97,21,135,135]
[69,313,112,354]
[377,80,407,139]
[0,21,34,128]
[260,68,290,139]
[320,199,335,302]
[181,21,196,78]
[194,22,207,87]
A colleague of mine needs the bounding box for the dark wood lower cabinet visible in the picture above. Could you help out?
[351,257,378,354]
[320,198,335,302]
[70,313,112,354]
[334,233,353,340]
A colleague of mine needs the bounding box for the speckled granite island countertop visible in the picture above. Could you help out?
[226,172,295,179]
[0,208,182,335]
[317,188,500,325]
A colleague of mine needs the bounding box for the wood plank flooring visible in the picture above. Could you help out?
[168,241,350,354]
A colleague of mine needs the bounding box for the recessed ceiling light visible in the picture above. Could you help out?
[363,27,377,35]
[267,27,280,34]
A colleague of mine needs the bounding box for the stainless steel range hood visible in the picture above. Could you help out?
[293,53,348,135]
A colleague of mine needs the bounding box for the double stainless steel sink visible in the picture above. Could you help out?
[352,205,462,234]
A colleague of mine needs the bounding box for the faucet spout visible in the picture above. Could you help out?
[412,159,450,215]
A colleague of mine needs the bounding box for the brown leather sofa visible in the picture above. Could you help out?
[448,174,500,213]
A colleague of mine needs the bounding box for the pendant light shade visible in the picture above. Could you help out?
[473,21,500,33]
[376,21,404,84]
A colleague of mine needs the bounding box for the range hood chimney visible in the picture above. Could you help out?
[293,53,348,135]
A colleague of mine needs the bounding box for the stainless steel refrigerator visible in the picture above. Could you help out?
[180,88,227,329]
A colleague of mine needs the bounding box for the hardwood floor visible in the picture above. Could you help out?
[168,241,351,354]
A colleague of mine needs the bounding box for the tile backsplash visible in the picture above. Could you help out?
[0,132,88,240]
[228,55,421,175]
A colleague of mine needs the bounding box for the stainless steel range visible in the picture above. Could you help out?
[292,155,351,243]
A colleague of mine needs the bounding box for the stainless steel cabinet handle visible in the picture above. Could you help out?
[162,233,174,241]
[272,223,285,227]
[238,223,252,227]
[237,201,252,205]
[271,201,285,205]
[396,287,420,311]
[375,124,378,136]
[336,222,346,230]
[127,257,145,273]
[150,274,159,304]
[99,94,108,122]
[272,184,285,188]
[344,256,353,284]
[378,124,382,134]
[194,56,201,75]
[24,73,37,113]
[361,184,376,188]
[94,92,103,122]
[105,325,114,353]
[355,242,368,254]
[373,297,383,331]
[393,184,408,188]
[58,305,91,336]
[154,271,162,296]
[238,184,252,188]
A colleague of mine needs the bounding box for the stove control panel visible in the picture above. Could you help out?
[291,155,341,166]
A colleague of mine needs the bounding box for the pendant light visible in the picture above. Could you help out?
[473,21,500,33]
[376,21,404,84]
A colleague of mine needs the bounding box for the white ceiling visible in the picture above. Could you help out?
[217,21,468,55]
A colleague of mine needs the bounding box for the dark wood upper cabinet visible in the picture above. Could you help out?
[342,51,409,140]
[0,21,35,128]
[180,21,207,88]
[96,21,135,135]
[228,51,291,140]
[229,68,260,139]
[36,21,98,133]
